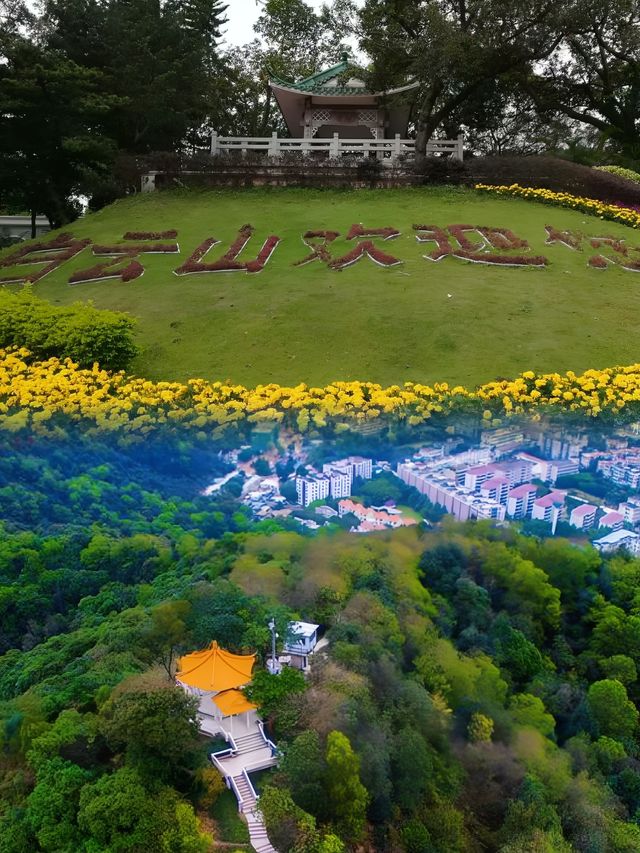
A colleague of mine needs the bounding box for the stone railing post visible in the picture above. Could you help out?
[393,133,402,163]
[210,131,218,157]
[330,132,339,160]
[141,172,157,193]
[268,132,279,159]
[456,133,464,161]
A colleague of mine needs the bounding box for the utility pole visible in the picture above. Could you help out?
[268,617,280,674]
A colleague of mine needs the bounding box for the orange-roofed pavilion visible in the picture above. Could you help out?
[176,641,255,693]
[212,689,257,717]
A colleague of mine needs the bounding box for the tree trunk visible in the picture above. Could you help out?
[30,208,36,239]
[414,116,439,166]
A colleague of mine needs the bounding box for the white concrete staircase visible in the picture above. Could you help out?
[210,721,279,853]
[233,773,277,853]
[234,730,267,755]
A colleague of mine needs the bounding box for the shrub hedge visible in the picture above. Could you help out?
[466,156,640,206]
[0,289,138,371]
[595,165,640,185]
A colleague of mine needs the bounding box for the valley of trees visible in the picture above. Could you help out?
[3,430,640,850]
[1,0,640,225]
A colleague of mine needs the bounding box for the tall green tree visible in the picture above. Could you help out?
[42,0,228,153]
[529,0,640,162]
[587,679,639,742]
[358,0,568,160]
[98,686,201,786]
[325,730,369,842]
[0,36,116,228]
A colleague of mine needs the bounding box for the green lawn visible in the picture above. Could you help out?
[5,186,640,386]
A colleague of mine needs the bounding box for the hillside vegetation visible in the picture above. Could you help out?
[3,431,640,851]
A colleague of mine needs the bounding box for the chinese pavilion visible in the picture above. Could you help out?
[176,640,258,736]
[269,53,418,140]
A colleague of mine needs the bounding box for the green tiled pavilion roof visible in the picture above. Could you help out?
[270,58,376,95]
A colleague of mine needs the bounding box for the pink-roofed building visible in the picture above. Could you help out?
[532,491,566,530]
[598,511,624,531]
[463,464,501,492]
[506,483,538,519]
[569,503,597,531]
[480,476,510,505]
[338,499,418,531]
[618,497,640,525]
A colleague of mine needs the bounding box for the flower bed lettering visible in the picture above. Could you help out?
[329,242,403,269]
[123,230,178,240]
[328,224,402,269]
[588,237,640,272]
[294,231,340,266]
[175,225,280,274]
[413,225,452,261]
[7,212,640,288]
[70,231,179,284]
[93,242,179,255]
[69,257,144,285]
[0,233,91,284]
[413,224,546,267]
[346,224,400,241]
[545,226,582,251]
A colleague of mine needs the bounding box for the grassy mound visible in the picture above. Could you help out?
[2,186,640,387]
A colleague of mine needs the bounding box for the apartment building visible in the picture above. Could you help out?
[531,491,566,531]
[506,483,538,519]
[618,496,640,525]
[480,476,510,505]
[593,529,640,555]
[598,511,624,531]
[296,475,330,506]
[569,504,597,531]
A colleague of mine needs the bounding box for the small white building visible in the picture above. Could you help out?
[282,621,321,671]
[593,529,640,555]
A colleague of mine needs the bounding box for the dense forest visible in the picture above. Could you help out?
[2,429,640,851]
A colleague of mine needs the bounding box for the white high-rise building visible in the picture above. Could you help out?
[347,456,373,480]
[296,475,330,507]
[327,466,353,498]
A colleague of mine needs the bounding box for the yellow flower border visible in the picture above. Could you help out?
[2,348,640,435]
[475,184,640,230]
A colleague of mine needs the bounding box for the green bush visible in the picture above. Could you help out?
[0,289,138,371]
[595,165,640,184]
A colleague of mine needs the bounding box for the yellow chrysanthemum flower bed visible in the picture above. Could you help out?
[2,348,640,435]
[475,184,640,229]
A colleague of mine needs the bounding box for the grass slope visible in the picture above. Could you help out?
[5,186,640,386]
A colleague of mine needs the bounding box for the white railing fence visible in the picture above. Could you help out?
[210,131,463,163]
